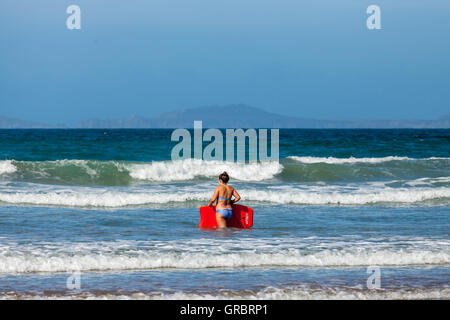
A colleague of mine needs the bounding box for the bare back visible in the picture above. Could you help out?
[216,185,234,209]
[208,178,241,228]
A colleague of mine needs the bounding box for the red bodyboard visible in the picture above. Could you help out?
[199,205,253,229]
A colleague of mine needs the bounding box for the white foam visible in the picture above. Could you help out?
[0,188,210,207]
[288,156,449,164]
[0,183,448,207]
[0,160,17,175]
[0,238,448,274]
[242,186,450,205]
[405,176,450,187]
[1,287,449,300]
[128,159,283,182]
[1,249,444,273]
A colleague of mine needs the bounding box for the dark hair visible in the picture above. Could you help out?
[219,171,229,184]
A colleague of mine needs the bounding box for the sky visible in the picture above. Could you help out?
[1,0,449,125]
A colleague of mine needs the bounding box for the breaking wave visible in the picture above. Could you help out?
[1,156,449,185]
[0,159,282,184]
[128,159,282,182]
[0,183,448,207]
[0,237,448,274]
[0,160,17,175]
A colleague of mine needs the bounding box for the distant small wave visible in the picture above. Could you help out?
[287,156,449,164]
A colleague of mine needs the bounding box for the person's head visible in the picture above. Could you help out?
[219,171,229,184]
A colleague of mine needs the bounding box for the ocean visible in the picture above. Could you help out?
[0,129,449,299]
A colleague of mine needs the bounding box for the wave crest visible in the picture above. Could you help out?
[0,160,17,175]
[128,159,282,182]
[288,156,449,164]
[0,184,448,207]
[0,238,448,273]
[2,159,283,184]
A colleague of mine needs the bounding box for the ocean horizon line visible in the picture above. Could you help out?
[2,105,450,129]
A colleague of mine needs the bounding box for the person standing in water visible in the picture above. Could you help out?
[208,172,241,228]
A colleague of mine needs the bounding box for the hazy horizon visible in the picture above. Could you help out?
[2,104,450,126]
[1,104,450,129]
[2,105,450,127]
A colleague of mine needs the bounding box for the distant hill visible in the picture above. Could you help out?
[0,116,58,129]
[2,105,450,128]
[75,105,313,128]
[75,105,450,128]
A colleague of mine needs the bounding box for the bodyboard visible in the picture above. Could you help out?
[199,205,253,229]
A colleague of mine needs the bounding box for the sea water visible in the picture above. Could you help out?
[0,129,448,299]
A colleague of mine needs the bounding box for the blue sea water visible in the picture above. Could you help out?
[0,129,449,299]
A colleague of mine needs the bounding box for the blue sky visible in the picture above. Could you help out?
[1,0,449,125]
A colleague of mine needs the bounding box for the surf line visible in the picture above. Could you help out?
[170,120,279,162]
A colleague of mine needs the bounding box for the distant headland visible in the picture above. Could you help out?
[2,105,450,129]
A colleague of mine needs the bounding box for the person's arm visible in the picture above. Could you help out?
[208,187,219,207]
[231,188,241,205]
